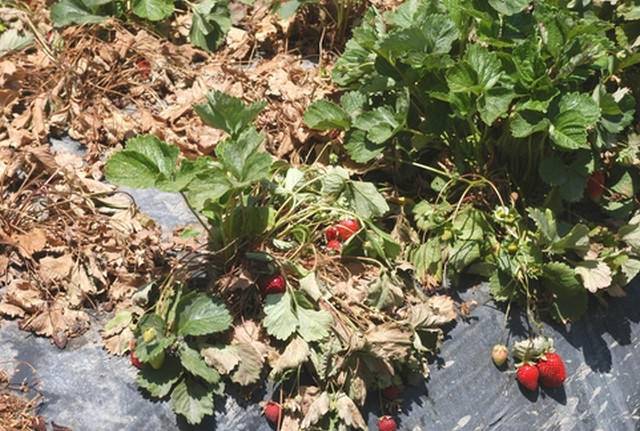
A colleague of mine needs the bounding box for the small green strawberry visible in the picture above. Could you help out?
[149,351,165,369]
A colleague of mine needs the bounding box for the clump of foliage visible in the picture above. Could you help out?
[102,0,640,426]
[105,92,456,427]
[50,0,231,51]
[305,0,640,323]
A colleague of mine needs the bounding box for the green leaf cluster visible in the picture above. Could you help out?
[135,291,231,425]
[50,0,230,52]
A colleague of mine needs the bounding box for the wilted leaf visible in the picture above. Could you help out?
[15,228,47,257]
[575,260,613,293]
[408,295,456,329]
[300,391,330,428]
[364,322,412,360]
[230,344,263,385]
[38,254,74,283]
[270,337,309,376]
[335,393,367,430]
[201,345,241,374]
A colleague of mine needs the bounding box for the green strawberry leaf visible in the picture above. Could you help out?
[447,45,503,95]
[137,356,182,398]
[184,168,232,210]
[170,378,215,425]
[296,307,332,342]
[353,106,401,144]
[125,135,179,178]
[132,0,174,21]
[105,135,184,190]
[479,87,515,125]
[262,291,298,340]
[194,91,266,137]
[215,127,272,184]
[488,0,530,16]
[179,344,220,383]
[542,262,588,322]
[105,151,161,189]
[344,130,385,163]
[50,0,109,27]
[304,100,351,130]
[549,93,600,150]
[135,314,174,362]
[189,0,231,52]
[176,292,232,337]
[342,180,389,218]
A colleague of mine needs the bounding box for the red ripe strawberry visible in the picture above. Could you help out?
[261,274,286,295]
[382,385,402,400]
[587,171,605,201]
[327,239,341,250]
[516,364,539,391]
[263,401,281,425]
[536,352,566,388]
[325,226,339,241]
[130,350,142,369]
[336,219,361,241]
[378,415,397,431]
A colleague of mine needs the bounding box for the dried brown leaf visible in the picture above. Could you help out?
[335,393,367,430]
[270,337,309,376]
[38,254,74,283]
[15,228,47,257]
[407,296,457,329]
[300,391,330,429]
[364,322,412,360]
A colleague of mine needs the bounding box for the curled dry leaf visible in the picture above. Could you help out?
[335,393,367,431]
[281,414,301,431]
[300,391,330,429]
[202,320,269,385]
[364,322,413,361]
[407,295,457,329]
[38,254,74,283]
[269,337,310,377]
[22,299,89,339]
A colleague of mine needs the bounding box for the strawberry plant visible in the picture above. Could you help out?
[50,0,231,51]
[104,91,457,427]
[305,0,640,324]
